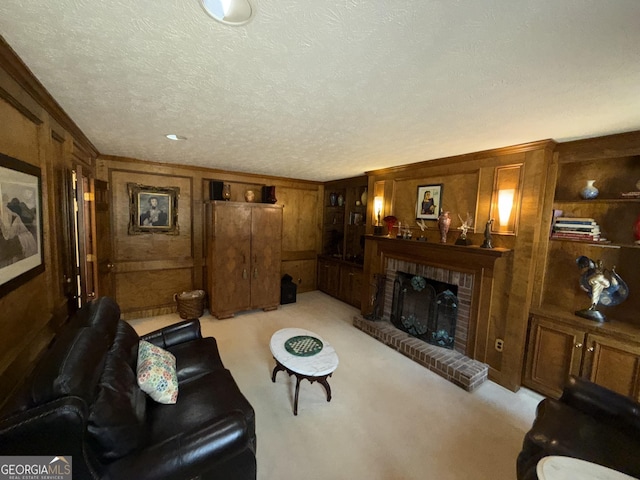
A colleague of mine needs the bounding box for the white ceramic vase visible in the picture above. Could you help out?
[580,180,599,200]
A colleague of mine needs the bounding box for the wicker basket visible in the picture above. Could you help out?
[174,289,206,319]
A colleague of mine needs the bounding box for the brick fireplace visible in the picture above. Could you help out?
[355,235,511,391]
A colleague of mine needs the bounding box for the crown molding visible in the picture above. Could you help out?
[0,35,98,157]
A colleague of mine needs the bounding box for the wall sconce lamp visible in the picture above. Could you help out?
[373,196,385,235]
[498,189,515,227]
[491,164,523,235]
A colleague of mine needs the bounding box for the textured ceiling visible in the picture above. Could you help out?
[1,1,639,181]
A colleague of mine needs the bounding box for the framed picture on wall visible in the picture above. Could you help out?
[128,183,180,235]
[0,152,44,298]
[415,184,443,220]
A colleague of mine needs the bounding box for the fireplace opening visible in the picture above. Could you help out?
[391,272,458,349]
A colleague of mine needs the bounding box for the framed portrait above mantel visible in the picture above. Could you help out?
[128,183,180,235]
[0,152,44,298]
[415,184,443,221]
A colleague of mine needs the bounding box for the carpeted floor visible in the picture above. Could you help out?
[129,290,542,480]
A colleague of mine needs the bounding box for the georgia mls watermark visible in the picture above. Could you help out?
[0,456,72,480]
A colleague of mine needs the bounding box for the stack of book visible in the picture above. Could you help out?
[551,217,603,242]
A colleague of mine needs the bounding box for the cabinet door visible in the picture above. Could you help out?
[339,265,363,308]
[211,204,252,317]
[317,259,340,298]
[583,333,640,401]
[524,316,585,398]
[250,206,283,310]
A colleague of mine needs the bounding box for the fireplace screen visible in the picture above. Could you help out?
[391,272,458,349]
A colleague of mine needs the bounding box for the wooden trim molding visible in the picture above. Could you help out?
[366,140,556,177]
[0,35,98,157]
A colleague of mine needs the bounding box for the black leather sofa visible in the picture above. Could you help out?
[517,375,640,480]
[0,297,256,480]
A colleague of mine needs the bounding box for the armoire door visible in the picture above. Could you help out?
[211,203,252,317]
[250,206,282,310]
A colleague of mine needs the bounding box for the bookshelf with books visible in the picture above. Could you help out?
[524,133,640,400]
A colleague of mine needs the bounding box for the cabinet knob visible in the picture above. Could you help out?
[587,347,594,352]
[575,343,583,348]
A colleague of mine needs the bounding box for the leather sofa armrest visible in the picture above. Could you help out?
[104,411,253,480]
[560,375,640,437]
[141,319,202,349]
[0,397,100,479]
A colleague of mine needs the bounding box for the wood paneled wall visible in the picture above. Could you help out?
[0,38,98,402]
[97,155,322,319]
[364,141,557,391]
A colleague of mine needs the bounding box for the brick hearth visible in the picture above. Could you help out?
[353,316,488,391]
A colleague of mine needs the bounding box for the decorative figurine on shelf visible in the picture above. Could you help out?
[437,210,451,243]
[222,183,231,201]
[455,213,473,245]
[480,219,494,249]
[383,215,397,237]
[575,256,628,322]
[416,219,428,241]
[244,189,255,202]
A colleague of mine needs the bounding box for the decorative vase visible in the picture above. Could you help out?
[222,183,231,201]
[437,211,451,243]
[263,185,277,204]
[580,180,599,200]
[244,190,255,202]
[329,192,337,206]
[337,193,344,207]
[360,189,368,206]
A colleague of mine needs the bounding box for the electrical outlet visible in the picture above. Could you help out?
[495,338,504,352]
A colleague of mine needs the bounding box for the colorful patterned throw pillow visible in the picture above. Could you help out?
[137,340,178,404]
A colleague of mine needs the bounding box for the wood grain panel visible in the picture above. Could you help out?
[278,186,319,252]
[116,268,193,313]
[524,316,585,398]
[111,170,193,261]
[251,206,283,309]
[585,334,640,401]
[281,259,317,293]
[391,172,479,233]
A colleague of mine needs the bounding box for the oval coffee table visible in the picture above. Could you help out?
[270,328,339,416]
[537,456,637,480]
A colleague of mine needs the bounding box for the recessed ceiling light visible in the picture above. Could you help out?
[166,134,187,141]
[200,0,253,26]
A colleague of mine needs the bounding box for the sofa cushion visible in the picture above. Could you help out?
[88,321,147,462]
[146,369,255,448]
[29,326,110,406]
[137,341,178,404]
[166,337,226,382]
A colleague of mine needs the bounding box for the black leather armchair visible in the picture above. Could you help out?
[517,375,640,480]
[0,297,256,480]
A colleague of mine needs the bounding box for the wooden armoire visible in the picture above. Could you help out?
[206,201,283,319]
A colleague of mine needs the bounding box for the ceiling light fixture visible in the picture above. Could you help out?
[200,0,253,26]
[165,134,187,141]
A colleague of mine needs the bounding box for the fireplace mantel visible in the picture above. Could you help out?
[362,235,512,364]
[364,235,511,272]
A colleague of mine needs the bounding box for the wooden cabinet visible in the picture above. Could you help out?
[583,333,640,401]
[534,142,640,323]
[319,176,367,308]
[206,201,282,319]
[317,256,363,308]
[322,176,367,262]
[340,263,363,308]
[525,311,640,400]
[525,134,640,397]
[317,257,340,298]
